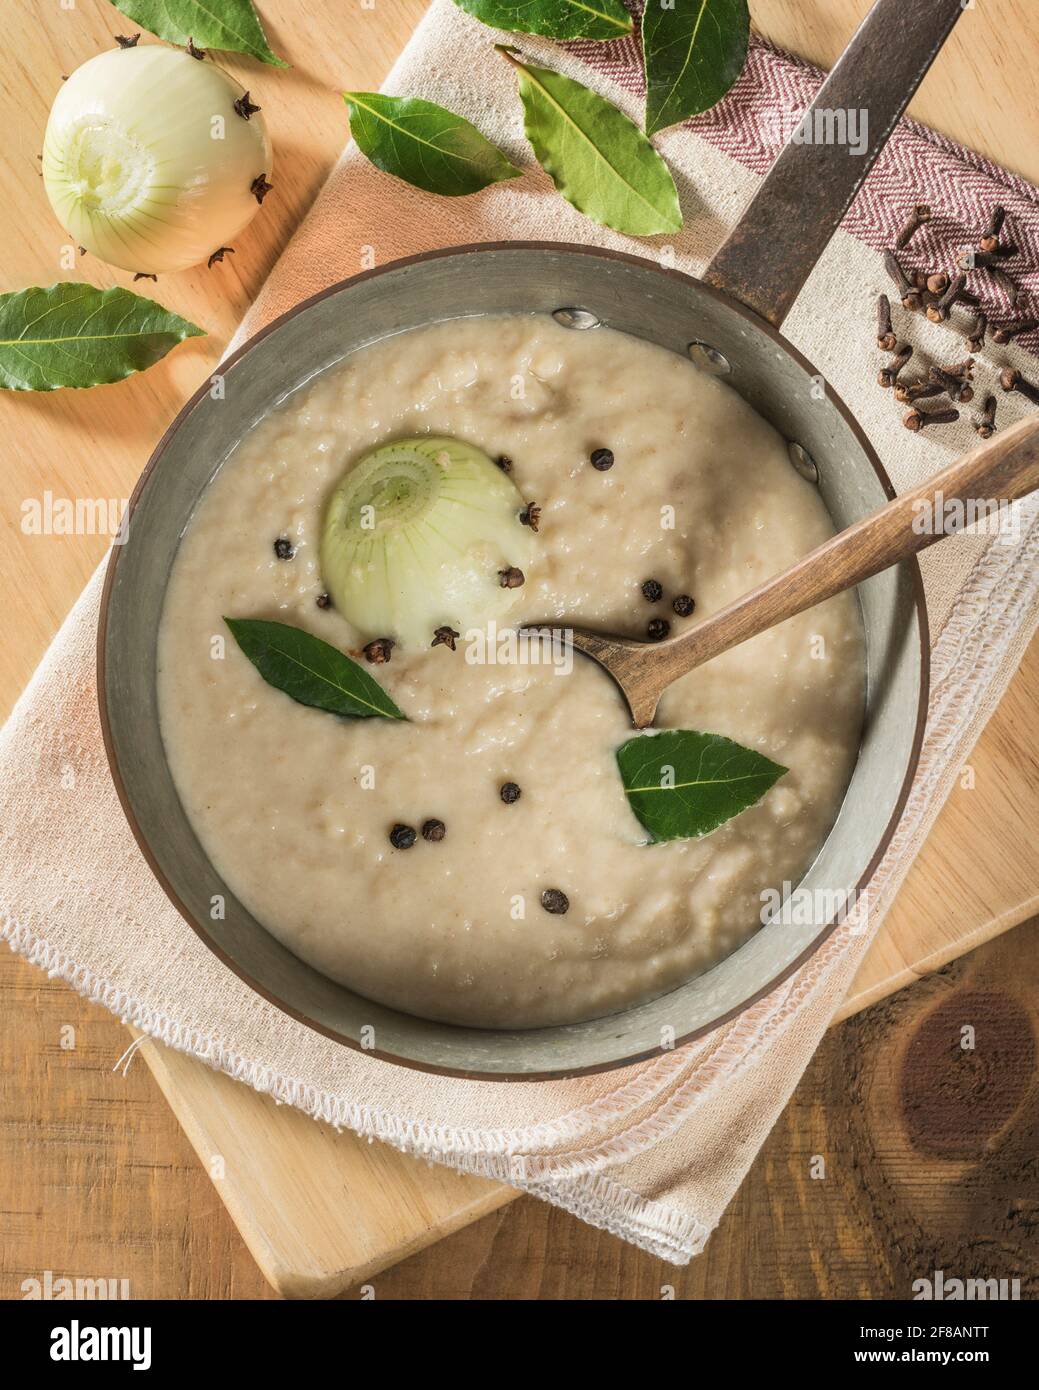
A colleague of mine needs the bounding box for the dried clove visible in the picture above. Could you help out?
[884,250,921,311]
[133,272,158,282]
[928,364,973,403]
[207,246,234,268]
[186,37,207,60]
[926,273,966,323]
[233,91,261,120]
[992,317,1038,344]
[902,287,925,313]
[1000,367,1039,405]
[115,33,140,47]
[495,455,513,473]
[876,294,897,352]
[498,566,525,588]
[431,625,460,651]
[958,247,1017,270]
[894,379,944,405]
[963,312,987,353]
[519,501,541,532]
[944,358,975,379]
[979,206,1006,254]
[971,396,997,438]
[878,343,913,388]
[363,637,395,664]
[926,272,949,296]
[895,204,931,250]
[250,173,273,204]
[903,406,960,432]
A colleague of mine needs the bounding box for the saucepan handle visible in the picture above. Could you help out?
[704,0,965,328]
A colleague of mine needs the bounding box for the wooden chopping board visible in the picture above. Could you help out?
[133,637,1039,1298]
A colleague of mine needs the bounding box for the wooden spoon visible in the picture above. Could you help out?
[542,414,1039,728]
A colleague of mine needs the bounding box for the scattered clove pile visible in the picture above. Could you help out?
[877,200,1038,435]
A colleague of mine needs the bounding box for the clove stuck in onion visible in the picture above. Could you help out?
[320,436,536,648]
[42,45,271,274]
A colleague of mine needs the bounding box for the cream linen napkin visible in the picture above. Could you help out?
[4,4,1039,1264]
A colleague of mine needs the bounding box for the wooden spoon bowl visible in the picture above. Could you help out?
[549,414,1039,727]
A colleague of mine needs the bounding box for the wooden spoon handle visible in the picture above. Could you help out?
[667,413,1039,676]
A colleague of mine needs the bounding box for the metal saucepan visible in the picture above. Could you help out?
[99,0,965,1078]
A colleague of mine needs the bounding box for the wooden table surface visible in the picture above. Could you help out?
[2,0,1037,1300]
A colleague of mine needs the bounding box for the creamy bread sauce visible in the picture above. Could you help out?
[157,315,864,1028]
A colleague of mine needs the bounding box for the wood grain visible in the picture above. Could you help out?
[358,919,1039,1300]
[2,0,1038,1301]
[3,911,1034,1300]
[842,637,1039,1020]
[141,1042,513,1299]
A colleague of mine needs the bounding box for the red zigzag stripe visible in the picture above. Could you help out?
[566,26,1039,356]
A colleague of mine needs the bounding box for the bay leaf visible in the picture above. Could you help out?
[453,0,632,41]
[499,48,682,236]
[224,618,406,720]
[643,0,750,136]
[616,729,786,843]
[111,0,287,66]
[344,92,522,196]
[0,284,204,392]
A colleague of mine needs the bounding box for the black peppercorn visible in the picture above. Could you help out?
[541,889,569,915]
[421,819,446,842]
[500,782,522,804]
[647,618,670,641]
[519,502,541,533]
[273,537,295,560]
[389,824,416,850]
[590,448,614,471]
[363,637,394,664]
[316,592,332,609]
[498,566,525,589]
[641,579,663,602]
[672,594,695,617]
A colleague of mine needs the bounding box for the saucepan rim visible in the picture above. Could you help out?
[97,240,930,1081]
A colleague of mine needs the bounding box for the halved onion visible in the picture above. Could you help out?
[321,437,536,647]
[42,46,271,274]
